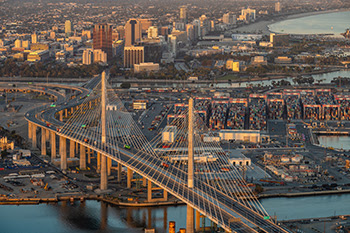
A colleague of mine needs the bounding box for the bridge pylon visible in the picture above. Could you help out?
[186,97,195,233]
[100,71,108,190]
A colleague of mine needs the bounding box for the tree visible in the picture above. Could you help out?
[120,82,131,89]
[1,149,8,159]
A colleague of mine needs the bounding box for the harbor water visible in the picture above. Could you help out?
[2,193,350,233]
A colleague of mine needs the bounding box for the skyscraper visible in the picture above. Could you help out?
[124,46,144,68]
[180,6,187,23]
[65,20,72,37]
[31,33,38,44]
[275,2,281,12]
[93,24,113,60]
[148,26,158,39]
[125,19,142,47]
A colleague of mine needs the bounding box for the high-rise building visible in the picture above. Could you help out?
[124,46,144,68]
[83,49,93,65]
[148,26,158,39]
[93,49,108,63]
[275,2,281,12]
[14,39,22,48]
[239,8,256,22]
[22,40,30,49]
[180,6,187,23]
[186,24,195,42]
[31,33,38,44]
[139,19,152,33]
[125,19,142,46]
[93,24,113,60]
[65,20,72,37]
[223,13,236,25]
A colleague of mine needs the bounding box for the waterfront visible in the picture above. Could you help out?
[318,135,350,150]
[2,193,350,233]
[268,10,350,36]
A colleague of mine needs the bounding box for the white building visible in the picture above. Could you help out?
[82,49,93,65]
[134,62,159,73]
[148,26,158,39]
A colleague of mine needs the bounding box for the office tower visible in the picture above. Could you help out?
[31,33,38,44]
[82,30,92,39]
[14,39,22,48]
[148,26,158,39]
[223,13,236,25]
[239,8,256,22]
[139,19,152,33]
[199,15,210,38]
[124,46,144,68]
[180,6,187,23]
[125,19,142,46]
[275,2,281,12]
[82,49,93,65]
[186,24,195,42]
[22,40,30,49]
[93,49,107,63]
[93,24,113,60]
[65,20,72,37]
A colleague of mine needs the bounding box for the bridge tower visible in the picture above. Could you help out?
[100,71,108,190]
[186,97,195,233]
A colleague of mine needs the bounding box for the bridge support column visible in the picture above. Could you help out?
[97,152,101,173]
[87,148,91,164]
[100,155,107,190]
[187,206,195,233]
[147,180,152,202]
[60,136,67,170]
[80,144,86,170]
[107,157,112,176]
[59,111,63,121]
[196,210,201,230]
[32,124,37,148]
[70,141,75,158]
[127,168,132,188]
[71,107,74,114]
[117,163,122,182]
[89,101,92,109]
[64,108,68,118]
[41,128,46,156]
[50,131,56,159]
[28,123,32,140]
[142,177,147,187]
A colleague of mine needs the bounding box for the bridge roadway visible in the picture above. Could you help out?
[22,76,290,233]
[59,124,290,233]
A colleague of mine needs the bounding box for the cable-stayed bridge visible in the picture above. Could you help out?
[26,72,291,233]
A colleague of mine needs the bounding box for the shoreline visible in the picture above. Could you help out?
[233,8,350,35]
[1,188,350,206]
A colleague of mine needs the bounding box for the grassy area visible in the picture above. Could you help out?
[218,74,241,81]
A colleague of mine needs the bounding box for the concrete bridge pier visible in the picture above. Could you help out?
[41,128,46,156]
[28,123,32,140]
[70,141,75,158]
[100,154,108,190]
[107,158,112,176]
[127,168,133,188]
[97,152,101,173]
[187,206,195,233]
[59,111,63,121]
[32,124,37,148]
[117,163,122,182]
[50,131,56,159]
[60,136,67,170]
[196,210,201,230]
[79,144,86,170]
